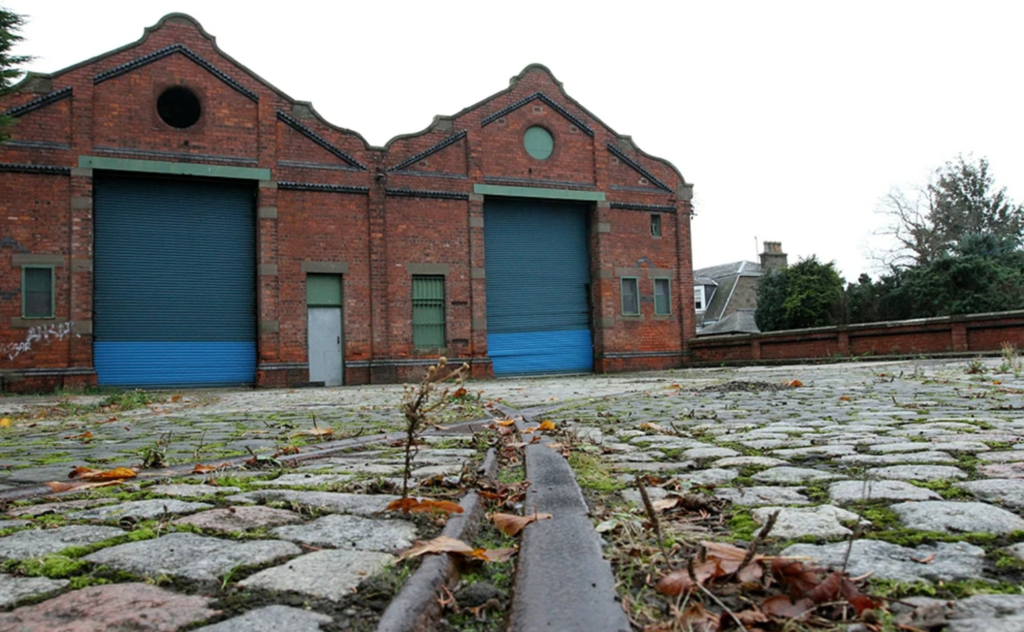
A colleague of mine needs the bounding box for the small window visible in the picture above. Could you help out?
[621,277,640,316]
[412,275,446,348]
[651,214,662,237]
[23,267,54,318]
[654,278,671,315]
[694,286,706,312]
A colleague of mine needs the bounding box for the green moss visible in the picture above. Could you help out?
[910,479,975,501]
[567,453,625,492]
[13,554,89,579]
[727,509,758,541]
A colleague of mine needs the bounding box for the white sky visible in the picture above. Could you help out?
[6,0,1024,282]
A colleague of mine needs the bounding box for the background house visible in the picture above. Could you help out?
[695,241,787,336]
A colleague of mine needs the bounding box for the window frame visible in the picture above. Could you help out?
[650,213,662,238]
[411,275,447,349]
[654,278,671,315]
[22,266,55,319]
[620,277,640,316]
[694,285,706,312]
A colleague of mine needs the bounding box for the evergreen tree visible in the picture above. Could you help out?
[0,8,30,143]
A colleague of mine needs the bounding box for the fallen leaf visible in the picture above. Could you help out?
[192,463,231,474]
[839,396,851,401]
[291,428,333,438]
[64,431,93,440]
[0,417,11,428]
[477,547,517,562]
[491,511,552,536]
[654,560,719,595]
[275,446,301,456]
[538,420,556,431]
[762,595,814,620]
[386,497,464,516]
[45,479,125,493]
[411,499,464,515]
[651,497,680,512]
[171,395,182,403]
[495,418,517,427]
[640,422,668,432]
[386,498,423,514]
[452,387,468,398]
[668,383,682,389]
[398,535,475,561]
[771,558,822,597]
[787,380,804,387]
[68,466,137,480]
[911,553,936,564]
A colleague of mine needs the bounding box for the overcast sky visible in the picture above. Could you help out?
[6,1,1023,281]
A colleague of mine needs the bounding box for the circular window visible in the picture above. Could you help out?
[523,126,554,160]
[157,86,201,129]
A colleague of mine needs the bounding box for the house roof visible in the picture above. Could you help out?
[694,260,764,327]
[697,310,760,336]
[693,260,762,281]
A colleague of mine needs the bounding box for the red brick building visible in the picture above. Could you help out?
[0,13,694,391]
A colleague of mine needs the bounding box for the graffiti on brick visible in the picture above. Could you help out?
[2,321,77,361]
[0,236,29,253]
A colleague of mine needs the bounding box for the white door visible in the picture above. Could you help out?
[308,307,343,386]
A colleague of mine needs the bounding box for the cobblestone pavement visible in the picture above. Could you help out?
[0,357,1023,630]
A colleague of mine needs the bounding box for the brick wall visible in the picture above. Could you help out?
[690,311,1024,365]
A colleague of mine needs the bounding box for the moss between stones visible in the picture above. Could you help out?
[567,452,625,493]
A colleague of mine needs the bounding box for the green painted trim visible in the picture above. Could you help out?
[78,156,271,180]
[473,184,605,202]
[620,276,640,316]
[654,277,672,316]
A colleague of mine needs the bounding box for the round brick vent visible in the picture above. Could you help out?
[157,86,201,129]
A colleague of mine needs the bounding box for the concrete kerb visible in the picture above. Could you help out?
[509,413,630,632]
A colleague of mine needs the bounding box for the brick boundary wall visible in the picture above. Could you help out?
[688,310,1024,365]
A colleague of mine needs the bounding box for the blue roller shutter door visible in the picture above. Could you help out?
[93,176,256,386]
[484,199,593,375]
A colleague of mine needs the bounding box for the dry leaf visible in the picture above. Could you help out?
[68,466,137,480]
[491,511,553,536]
[44,479,125,493]
[839,396,851,401]
[452,387,468,398]
[654,560,719,595]
[386,497,464,516]
[398,535,475,561]
[640,422,668,432]
[0,417,12,428]
[538,420,556,431]
[171,395,182,403]
[64,431,94,440]
[911,553,936,564]
[193,463,230,474]
[495,418,517,427]
[651,497,680,512]
[762,595,814,620]
[291,428,333,438]
[787,380,804,387]
[478,547,517,562]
